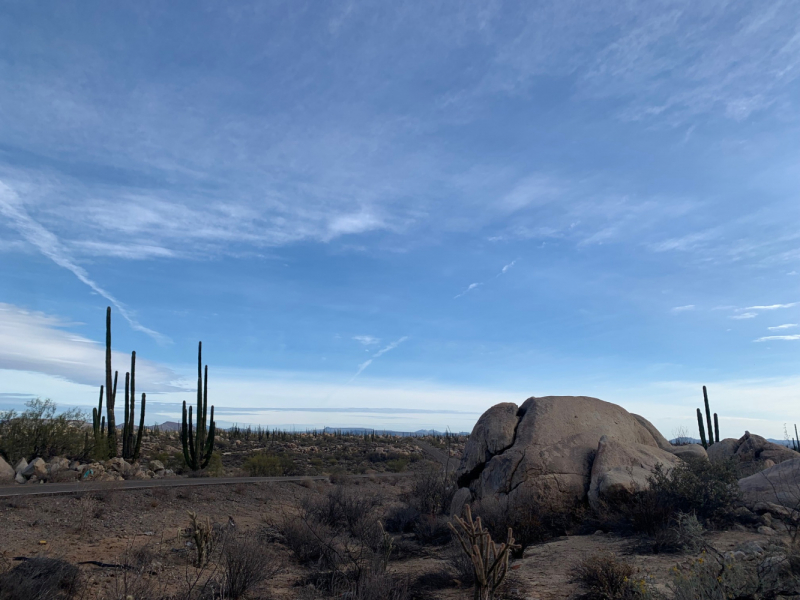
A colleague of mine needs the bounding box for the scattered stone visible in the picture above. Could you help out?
[0,455,15,483]
[758,525,777,536]
[148,459,165,472]
[21,458,47,479]
[14,458,28,474]
[736,541,764,556]
[14,472,25,484]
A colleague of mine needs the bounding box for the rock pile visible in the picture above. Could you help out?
[4,455,175,484]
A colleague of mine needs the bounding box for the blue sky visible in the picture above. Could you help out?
[1,1,799,437]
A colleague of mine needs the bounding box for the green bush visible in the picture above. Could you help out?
[242,452,293,476]
[206,451,224,477]
[669,553,758,600]
[616,458,740,536]
[0,399,87,463]
[386,458,409,473]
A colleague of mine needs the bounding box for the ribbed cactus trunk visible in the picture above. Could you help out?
[703,386,714,447]
[697,408,708,449]
[105,307,118,457]
[181,342,216,470]
[713,413,720,444]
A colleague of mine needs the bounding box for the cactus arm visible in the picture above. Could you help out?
[133,393,145,461]
[181,400,192,468]
[713,413,720,444]
[129,351,136,456]
[703,386,714,447]
[697,408,707,449]
[201,406,215,469]
[123,371,130,458]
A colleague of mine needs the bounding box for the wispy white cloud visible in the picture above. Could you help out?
[745,302,799,310]
[454,282,482,299]
[0,303,181,390]
[353,335,380,346]
[499,259,517,275]
[768,324,798,331]
[349,336,409,382]
[754,334,800,342]
[671,305,695,313]
[731,312,758,320]
[0,182,169,344]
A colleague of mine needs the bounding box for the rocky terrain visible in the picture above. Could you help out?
[3,395,800,600]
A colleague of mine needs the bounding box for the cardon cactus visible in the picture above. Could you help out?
[696,386,719,449]
[181,342,216,470]
[121,351,146,461]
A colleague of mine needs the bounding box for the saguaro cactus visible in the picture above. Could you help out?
[121,351,147,461]
[181,342,216,470]
[448,505,520,600]
[696,408,708,449]
[105,307,119,457]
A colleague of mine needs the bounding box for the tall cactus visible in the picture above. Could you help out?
[92,385,104,441]
[105,307,119,457]
[696,408,708,449]
[121,351,147,461]
[702,386,715,446]
[181,342,216,470]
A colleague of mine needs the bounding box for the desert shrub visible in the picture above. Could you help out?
[0,399,87,463]
[572,552,650,600]
[331,571,410,600]
[649,459,739,523]
[445,540,476,587]
[307,486,381,534]
[243,452,293,476]
[219,533,281,599]
[279,513,341,567]
[610,458,740,536]
[650,512,705,555]
[668,553,758,600]
[386,458,409,472]
[473,490,579,550]
[407,465,456,516]
[413,513,451,545]
[0,557,81,600]
[383,504,420,533]
[205,451,224,477]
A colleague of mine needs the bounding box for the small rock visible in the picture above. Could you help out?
[14,458,28,474]
[761,513,773,527]
[758,525,777,536]
[15,472,25,484]
[736,541,764,556]
[148,460,165,472]
[21,458,47,479]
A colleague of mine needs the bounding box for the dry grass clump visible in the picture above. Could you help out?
[572,552,650,600]
[0,557,81,600]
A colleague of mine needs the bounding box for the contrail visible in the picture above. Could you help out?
[0,181,169,344]
[349,336,409,382]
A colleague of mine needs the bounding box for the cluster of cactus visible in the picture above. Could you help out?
[121,351,146,461]
[94,307,146,460]
[791,425,799,452]
[696,385,720,450]
[181,342,216,470]
[448,504,520,600]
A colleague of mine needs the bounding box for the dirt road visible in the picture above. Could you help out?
[0,472,407,498]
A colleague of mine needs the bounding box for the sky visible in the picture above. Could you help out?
[0,1,798,438]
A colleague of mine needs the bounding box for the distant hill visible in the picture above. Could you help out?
[152,422,467,436]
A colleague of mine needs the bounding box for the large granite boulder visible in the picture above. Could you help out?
[588,436,680,510]
[454,396,676,509]
[707,433,797,470]
[739,458,800,511]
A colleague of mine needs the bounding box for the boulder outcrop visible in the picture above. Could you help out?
[453,396,678,511]
[739,458,800,511]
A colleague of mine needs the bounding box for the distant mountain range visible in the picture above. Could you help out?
[671,437,796,448]
[151,422,467,436]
